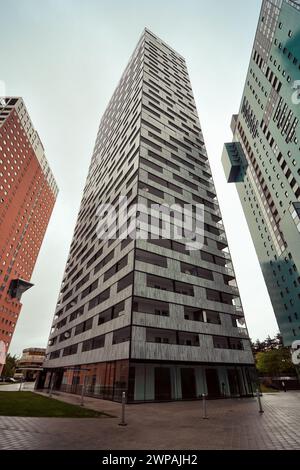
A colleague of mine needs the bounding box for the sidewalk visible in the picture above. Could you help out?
[0,390,299,449]
[35,389,120,416]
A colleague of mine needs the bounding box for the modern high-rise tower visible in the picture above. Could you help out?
[40,29,255,402]
[0,97,58,374]
[222,0,300,346]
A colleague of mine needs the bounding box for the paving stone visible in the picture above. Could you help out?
[0,391,299,449]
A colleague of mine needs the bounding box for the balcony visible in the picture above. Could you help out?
[219,231,227,243]
[146,327,200,347]
[216,221,224,231]
[224,262,235,278]
[237,326,249,338]
[222,142,248,183]
[228,285,239,296]
[233,298,244,315]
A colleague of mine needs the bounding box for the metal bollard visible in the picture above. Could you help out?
[18,378,23,392]
[80,381,85,407]
[256,388,264,414]
[119,391,127,426]
[202,393,208,419]
[49,380,54,398]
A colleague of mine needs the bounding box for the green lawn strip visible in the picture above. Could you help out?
[0,391,113,418]
[260,384,279,393]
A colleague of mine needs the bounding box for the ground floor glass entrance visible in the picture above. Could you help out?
[37,360,256,403]
[129,362,256,401]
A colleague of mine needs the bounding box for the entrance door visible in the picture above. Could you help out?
[127,366,135,402]
[155,367,171,401]
[89,375,96,395]
[205,368,220,397]
[227,369,240,396]
[54,369,64,390]
[181,368,196,399]
[71,373,80,394]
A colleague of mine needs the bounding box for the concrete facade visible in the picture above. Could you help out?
[40,29,255,402]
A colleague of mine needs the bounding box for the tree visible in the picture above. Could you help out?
[256,347,296,377]
[252,339,265,353]
[264,335,273,350]
[275,332,284,348]
[1,354,17,378]
[251,332,284,354]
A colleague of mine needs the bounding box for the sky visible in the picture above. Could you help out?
[0,0,279,357]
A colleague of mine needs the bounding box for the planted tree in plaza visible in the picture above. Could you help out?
[255,346,296,377]
[252,333,297,378]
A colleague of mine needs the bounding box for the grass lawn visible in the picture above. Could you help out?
[0,391,111,418]
[260,384,279,393]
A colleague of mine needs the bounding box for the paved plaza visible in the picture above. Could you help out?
[0,382,35,392]
[0,390,299,450]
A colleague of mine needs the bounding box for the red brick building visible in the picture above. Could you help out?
[0,97,58,374]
